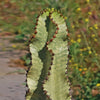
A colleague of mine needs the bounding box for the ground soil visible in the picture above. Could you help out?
[0,35,27,100]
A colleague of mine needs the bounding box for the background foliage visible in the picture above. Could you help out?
[0,0,100,100]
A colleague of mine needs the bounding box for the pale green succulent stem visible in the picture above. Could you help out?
[26,8,71,100]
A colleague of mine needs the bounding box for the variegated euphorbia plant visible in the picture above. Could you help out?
[26,8,71,100]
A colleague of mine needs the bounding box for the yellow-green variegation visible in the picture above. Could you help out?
[26,8,71,100]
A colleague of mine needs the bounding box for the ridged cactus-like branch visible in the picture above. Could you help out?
[26,8,71,100]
